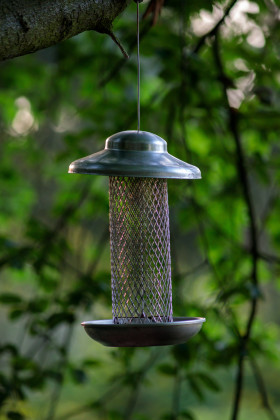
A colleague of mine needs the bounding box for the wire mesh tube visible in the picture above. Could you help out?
[109,177,173,324]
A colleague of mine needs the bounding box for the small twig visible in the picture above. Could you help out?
[55,377,124,420]
[123,381,142,420]
[192,0,239,54]
[86,227,109,274]
[171,366,182,420]
[249,355,279,420]
[99,20,152,87]
[33,181,90,271]
[258,186,279,238]
[108,30,129,59]
[123,349,160,420]
[45,325,74,420]
[143,0,165,26]
[259,252,280,266]
[173,259,208,282]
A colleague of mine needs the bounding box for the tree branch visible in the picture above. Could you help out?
[123,350,159,420]
[0,0,130,61]
[212,32,260,420]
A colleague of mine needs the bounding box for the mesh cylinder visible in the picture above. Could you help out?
[109,176,173,324]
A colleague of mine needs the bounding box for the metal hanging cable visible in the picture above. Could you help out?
[136,1,141,132]
[135,0,142,132]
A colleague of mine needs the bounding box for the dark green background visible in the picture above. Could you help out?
[0,0,279,419]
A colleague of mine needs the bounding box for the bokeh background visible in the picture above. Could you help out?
[0,0,280,419]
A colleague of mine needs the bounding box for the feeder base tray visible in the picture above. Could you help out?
[81,317,205,347]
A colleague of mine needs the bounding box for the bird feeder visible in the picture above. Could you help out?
[68,130,205,347]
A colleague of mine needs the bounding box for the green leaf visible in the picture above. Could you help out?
[9,309,24,320]
[45,369,63,383]
[7,411,25,420]
[0,293,22,304]
[180,411,195,420]
[0,344,18,356]
[83,358,101,367]
[161,414,174,420]
[47,312,75,328]
[27,298,48,313]
[70,368,88,384]
[196,372,221,392]
[108,410,123,420]
[157,363,177,376]
[186,375,204,401]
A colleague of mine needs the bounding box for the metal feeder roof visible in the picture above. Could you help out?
[68,130,201,179]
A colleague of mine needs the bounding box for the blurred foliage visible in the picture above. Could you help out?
[0,0,280,419]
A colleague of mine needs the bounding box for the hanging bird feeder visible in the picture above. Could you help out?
[68,1,205,347]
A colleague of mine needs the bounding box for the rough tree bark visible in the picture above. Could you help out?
[0,0,130,61]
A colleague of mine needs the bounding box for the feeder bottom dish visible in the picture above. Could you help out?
[81,317,206,347]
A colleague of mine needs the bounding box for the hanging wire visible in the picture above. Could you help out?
[137,1,141,132]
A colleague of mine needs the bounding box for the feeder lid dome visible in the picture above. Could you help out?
[68,130,201,179]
